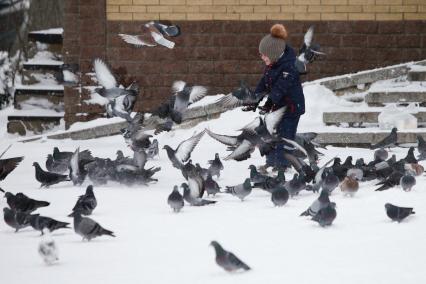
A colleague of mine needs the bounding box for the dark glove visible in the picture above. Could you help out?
[242,103,258,112]
[258,98,273,114]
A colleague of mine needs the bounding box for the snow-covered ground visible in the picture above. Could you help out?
[1,102,426,284]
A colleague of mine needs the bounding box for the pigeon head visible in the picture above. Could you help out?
[4,192,13,198]
[86,185,94,194]
[181,183,189,190]
[3,207,11,214]
[173,185,179,192]
[384,203,392,210]
[333,157,341,165]
[391,127,397,133]
[32,162,40,167]
[116,150,124,158]
[47,154,53,161]
[209,240,223,252]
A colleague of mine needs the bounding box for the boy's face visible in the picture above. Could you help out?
[260,53,271,65]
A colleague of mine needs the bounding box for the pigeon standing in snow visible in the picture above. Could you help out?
[46,154,69,174]
[1,190,50,214]
[163,130,205,169]
[167,185,184,212]
[385,203,415,222]
[403,147,417,164]
[28,214,70,234]
[400,173,416,192]
[321,171,340,194]
[207,153,223,178]
[38,228,59,265]
[0,156,24,181]
[33,162,70,188]
[225,178,252,201]
[416,135,426,160]
[182,183,216,206]
[300,189,330,217]
[271,186,289,207]
[311,202,337,227]
[340,173,359,197]
[204,174,221,197]
[374,148,388,162]
[371,127,398,149]
[68,185,97,216]
[210,241,251,272]
[375,170,404,191]
[73,211,115,241]
[284,173,306,197]
[3,207,30,232]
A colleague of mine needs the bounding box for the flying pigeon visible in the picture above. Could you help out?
[73,211,115,241]
[167,186,184,212]
[210,241,251,272]
[69,185,97,216]
[370,127,398,149]
[182,183,216,206]
[38,228,59,265]
[147,139,159,159]
[33,162,70,188]
[311,202,337,227]
[271,186,289,207]
[295,26,325,74]
[152,21,181,37]
[163,130,205,169]
[0,189,50,214]
[0,156,24,181]
[216,81,264,109]
[225,178,252,201]
[385,203,415,222]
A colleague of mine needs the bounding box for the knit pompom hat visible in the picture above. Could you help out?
[259,24,288,63]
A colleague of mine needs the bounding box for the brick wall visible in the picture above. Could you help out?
[63,0,426,128]
[106,0,426,21]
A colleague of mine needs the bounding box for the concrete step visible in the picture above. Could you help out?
[23,61,63,72]
[365,91,426,106]
[28,28,63,44]
[14,85,64,111]
[7,113,63,135]
[313,131,426,148]
[408,69,426,82]
[323,111,426,126]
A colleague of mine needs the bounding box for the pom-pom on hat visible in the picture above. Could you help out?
[259,24,288,63]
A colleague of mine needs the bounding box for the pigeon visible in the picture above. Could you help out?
[225,178,252,201]
[106,92,137,122]
[182,183,216,206]
[28,214,70,234]
[216,80,264,109]
[340,174,359,197]
[195,163,210,180]
[163,130,205,169]
[370,127,397,149]
[0,156,23,181]
[152,21,181,37]
[33,162,70,188]
[385,203,415,222]
[400,174,416,192]
[404,163,424,176]
[73,211,115,241]
[38,228,59,265]
[69,147,90,186]
[0,190,50,214]
[374,148,388,162]
[322,171,340,194]
[68,185,97,216]
[3,207,31,232]
[45,154,68,174]
[147,139,159,159]
[300,189,330,217]
[210,241,251,272]
[402,147,417,164]
[253,176,281,193]
[296,26,325,74]
[204,174,221,197]
[52,147,92,161]
[240,106,286,141]
[416,135,426,160]
[248,164,268,184]
[207,153,224,178]
[167,185,184,212]
[375,170,404,191]
[346,168,363,181]
[284,173,306,197]
[119,21,178,49]
[271,186,289,207]
[311,202,337,227]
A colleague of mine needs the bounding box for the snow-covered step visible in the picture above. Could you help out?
[408,65,426,81]
[314,131,426,148]
[28,28,63,44]
[365,91,426,106]
[14,85,64,111]
[7,112,63,135]
[323,111,426,126]
[23,61,63,71]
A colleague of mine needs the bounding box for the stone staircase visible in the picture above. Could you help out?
[7,28,66,135]
[321,60,426,147]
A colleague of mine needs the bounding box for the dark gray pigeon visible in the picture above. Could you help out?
[210,241,251,272]
[45,154,68,174]
[182,183,216,206]
[167,186,184,212]
[69,185,97,216]
[52,147,92,161]
[271,186,289,207]
[204,174,221,197]
[374,148,388,162]
[207,153,223,178]
[248,164,268,184]
[1,190,49,214]
[311,202,337,227]
[73,211,115,241]
[403,147,417,164]
[163,130,205,169]
[300,189,330,217]
[33,162,70,188]
[3,207,31,232]
[147,139,159,159]
[0,156,23,181]
[27,214,70,234]
[370,127,397,149]
[225,178,252,201]
[216,80,264,109]
[385,203,415,222]
[400,174,416,192]
[416,135,426,160]
[296,26,325,74]
[322,171,340,194]
[284,173,306,197]
[375,170,404,191]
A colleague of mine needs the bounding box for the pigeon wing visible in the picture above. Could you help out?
[188,86,207,103]
[281,138,308,157]
[174,130,205,163]
[172,80,186,93]
[150,30,175,49]
[206,129,239,146]
[264,106,286,135]
[93,58,117,89]
[118,33,156,47]
[0,157,24,181]
[304,26,314,47]
[224,140,253,161]
[227,252,250,270]
[238,117,261,132]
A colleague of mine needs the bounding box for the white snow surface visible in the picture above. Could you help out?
[1,100,426,283]
[30,28,64,34]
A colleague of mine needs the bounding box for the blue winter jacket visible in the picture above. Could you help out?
[255,45,305,117]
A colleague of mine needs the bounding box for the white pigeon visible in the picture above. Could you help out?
[118,22,175,49]
[38,228,59,265]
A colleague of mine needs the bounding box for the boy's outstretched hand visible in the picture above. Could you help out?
[242,103,258,112]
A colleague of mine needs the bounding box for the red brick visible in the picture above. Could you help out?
[351,21,378,34]
[378,21,405,34]
[396,35,421,48]
[341,35,367,47]
[367,35,396,48]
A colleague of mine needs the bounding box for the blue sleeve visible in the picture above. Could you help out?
[254,74,267,95]
[268,69,298,104]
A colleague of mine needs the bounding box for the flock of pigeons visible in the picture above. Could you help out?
[0,22,420,272]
